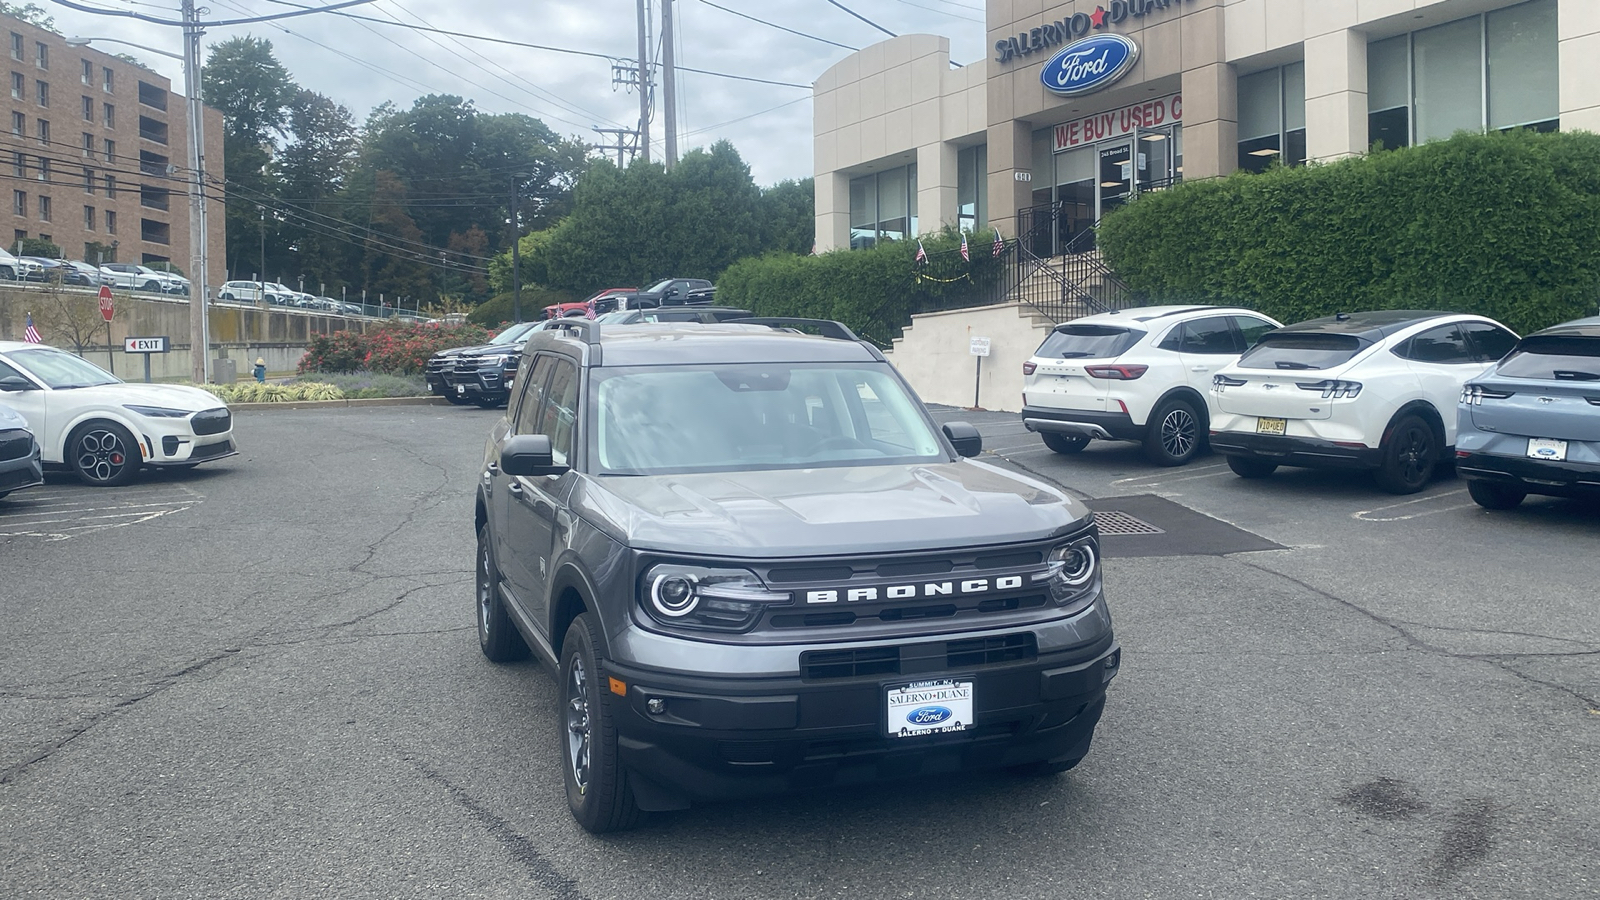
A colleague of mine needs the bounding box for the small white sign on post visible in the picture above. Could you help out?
[124,336,169,353]
[969,336,991,357]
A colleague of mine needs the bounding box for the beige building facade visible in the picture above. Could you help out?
[815,0,1588,253]
[2,15,225,284]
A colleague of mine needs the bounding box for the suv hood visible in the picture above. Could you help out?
[456,342,521,359]
[572,459,1090,558]
[63,382,225,411]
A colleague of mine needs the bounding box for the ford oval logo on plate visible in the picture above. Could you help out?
[1040,34,1140,97]
[908,706,953,726]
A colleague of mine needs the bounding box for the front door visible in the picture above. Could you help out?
[500,357,580,620]
[1097,141,1133,220]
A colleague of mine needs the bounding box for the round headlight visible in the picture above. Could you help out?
[1057,543,1097,587]
[651,574,698,617]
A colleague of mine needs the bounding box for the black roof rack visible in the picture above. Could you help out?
[740,317,861,342]
[551,317,603,365]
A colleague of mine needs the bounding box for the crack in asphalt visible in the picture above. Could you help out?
[1238,560,1600,712]
[0,648,240,785]
[408,759,589,900]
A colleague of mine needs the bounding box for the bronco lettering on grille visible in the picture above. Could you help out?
[805,575,1025,604]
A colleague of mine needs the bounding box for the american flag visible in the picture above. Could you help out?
[959,233,970,262]
[993,228,1005,258]
[23,313,41,343]
[914,240,927,265]
[585,298,596,319]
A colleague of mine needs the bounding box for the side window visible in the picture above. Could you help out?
[0,358,25,382]
[1155,324,1183,352]
[512,356,555,435]
[1462,322,1518,362]
[1180,316,1242,354]
[1232,316,1276,348]
[538,361,580,465]
[1402,324,1473,364]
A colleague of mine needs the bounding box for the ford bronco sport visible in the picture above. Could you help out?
[474,318,1120,832]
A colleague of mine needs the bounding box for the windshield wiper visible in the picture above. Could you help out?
[1056,352,1095,359]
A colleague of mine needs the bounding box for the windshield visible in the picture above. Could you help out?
[1495,335,1600,381]
[590,363,947,475]
[594,311,637,324]
[489,321,540,345]
[9,348,121,388]
[1238,333,1369,370]
[645,279,676,293]
[1035,324,1144,360]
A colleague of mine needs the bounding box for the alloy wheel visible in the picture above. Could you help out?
[76,429,130,483]
[565,655,592,793]
[1160,407,1197,460]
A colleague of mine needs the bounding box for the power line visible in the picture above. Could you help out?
[679,95,808,139]
[47,0,381,28]
[695,0,856,52]
[820,0,896,39]
[674,66,808,89]
[884,0,983,24]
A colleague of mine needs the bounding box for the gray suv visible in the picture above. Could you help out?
[475,318,1120,832]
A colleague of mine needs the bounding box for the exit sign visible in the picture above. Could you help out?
[124,336,170,353]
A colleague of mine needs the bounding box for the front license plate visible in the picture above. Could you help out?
[1527,438,1568,461]
[455,384,466,395]
[886,680,974,738]
[1256,417,1287,436]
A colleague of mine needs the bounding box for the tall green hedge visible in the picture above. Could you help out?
[716,230,1007,346]
[1097,130,1600,335]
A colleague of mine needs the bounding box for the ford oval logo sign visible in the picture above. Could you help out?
[1040,34,1139,97]
[908,706,953,726]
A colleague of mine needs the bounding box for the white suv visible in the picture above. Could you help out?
[1209,310,1519,493]
[99,263,187,294]
[1022,305,1281,465]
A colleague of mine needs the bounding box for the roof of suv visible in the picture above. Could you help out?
[1531,315,1600,338]
[1272,310,1459,341]
[529,321,882,367]
[1069,305,1255,327]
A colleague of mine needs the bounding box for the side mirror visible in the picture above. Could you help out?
[500,433,569,477]
[0,375,36,392]
[942,421,983,458]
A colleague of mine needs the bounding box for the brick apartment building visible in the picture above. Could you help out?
[1,15,224,285]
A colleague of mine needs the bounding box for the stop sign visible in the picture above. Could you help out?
[98,285,114,322]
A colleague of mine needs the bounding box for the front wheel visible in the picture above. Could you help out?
[560,614,643,833]
[1467,480,1526,510]
[1041,432,1089,454]
[69,422,140,486]
[1226,455,1277,479]
[220,292,235,301]
[1373,414,1437,494]
[476,523,528,662]
[141,280,161,292]
[1144,398,1203,466]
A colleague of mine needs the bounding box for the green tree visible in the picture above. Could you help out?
[202,37,296,279]
[274,88,358,294]
[16,237,60,258]
[758,178,815,256]
[0,3,55,31]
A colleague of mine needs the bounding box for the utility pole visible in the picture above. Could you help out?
[592,127,639,166]
[181,0,210,383]
[662,0,677,167]
[510,175,521,323]
[636,0,650,164]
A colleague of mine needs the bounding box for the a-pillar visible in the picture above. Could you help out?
[916,141,959,236]
[1305,28,1367,162]
[984,120,1032,238]
[1559,0,1600,132]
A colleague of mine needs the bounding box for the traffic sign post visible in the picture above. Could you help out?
[99,286,115,375]
[969,335,991,409]
[124,336,169,384]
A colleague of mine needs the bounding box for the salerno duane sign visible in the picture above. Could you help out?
[996,0,1197,64]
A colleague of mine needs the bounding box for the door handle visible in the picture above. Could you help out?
[1191,365,1209,372]
[508,482,523,498]
[486,462,499,475]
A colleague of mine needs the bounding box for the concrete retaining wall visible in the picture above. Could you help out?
[0,287,373,381]
[886,302,1054,413]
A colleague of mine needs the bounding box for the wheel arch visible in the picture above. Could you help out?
[52,411,146,465]
[548,561,603,660]
[1150,386,1210,429]
[1385,400,1447,454]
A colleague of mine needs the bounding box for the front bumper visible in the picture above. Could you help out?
[1456,451,1600,496]
[1022,405,1142,441]
[0,432,44,494]
[602,632,1120,809]
[443,366,512,400]
[1210,430,1381,470]
[131,410,237,467]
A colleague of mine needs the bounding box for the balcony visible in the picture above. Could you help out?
[140,184,170,211]
[136,80,166,111]
[140,218,169,245]
[138,115,168,145]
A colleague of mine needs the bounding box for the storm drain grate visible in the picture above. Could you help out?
[1093,510,1165,536]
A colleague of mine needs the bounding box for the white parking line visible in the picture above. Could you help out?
[1352,490,1471,522]
[0,484,203,540]
[1111,464,1229,488]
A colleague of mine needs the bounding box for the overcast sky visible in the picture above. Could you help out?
[44,0,989,186]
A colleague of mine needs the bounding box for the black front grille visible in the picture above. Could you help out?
[426,358,457,376]
[0,431,32,463]
[189,440,233,460]
[800,632,1037,681]
[191,408,231,436]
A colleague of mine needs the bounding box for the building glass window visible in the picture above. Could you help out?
[106,209,117,234]
[956,144,988,234]
[82,95,92,120]
[36,157,48,182]
[83,132,94,157]
[83,166,94,193]
[104,174,115,197]
[81,59,92,85]
[1237,63,1306,173]
[10,110,22,134]
[34,41,46,70]
[38,195,50,222]
[103,103,114,128]
[1368,0,1557,151]
[35,79,46,107]
[13,190,25,216]
[103,67,113,93]
[9,71,21,98]
[35,118,47,145]
[9,33,21,61]
[847,163,918,250]
[104,139,115,162]
[84,205,95,230]
[11,152,22,177]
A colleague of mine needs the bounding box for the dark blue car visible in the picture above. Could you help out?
[1456,316,1600,509]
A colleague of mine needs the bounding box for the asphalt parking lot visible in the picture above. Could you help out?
[1,405,1596,899]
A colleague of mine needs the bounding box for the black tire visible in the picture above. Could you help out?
[0,265,14,280]
[68,421,141,486]
[1467,479,1526,510]
[1041,432,1090,454]
[560,614,643,833]
[220,292,234,301]
[1226,455,1277,479]
[141,280,161,292]
[1143,397,1203,466]
[1373,414,1437,495]
[476,523,529,663]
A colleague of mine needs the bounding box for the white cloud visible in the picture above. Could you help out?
[46,0,987,185]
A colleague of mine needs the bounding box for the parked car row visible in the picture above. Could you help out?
[0,341,236,494]
[0,250,191,294]
[425,319,561,408]
[1022,305,1599,507]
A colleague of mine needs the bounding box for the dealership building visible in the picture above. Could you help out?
[813,0,1585,254]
